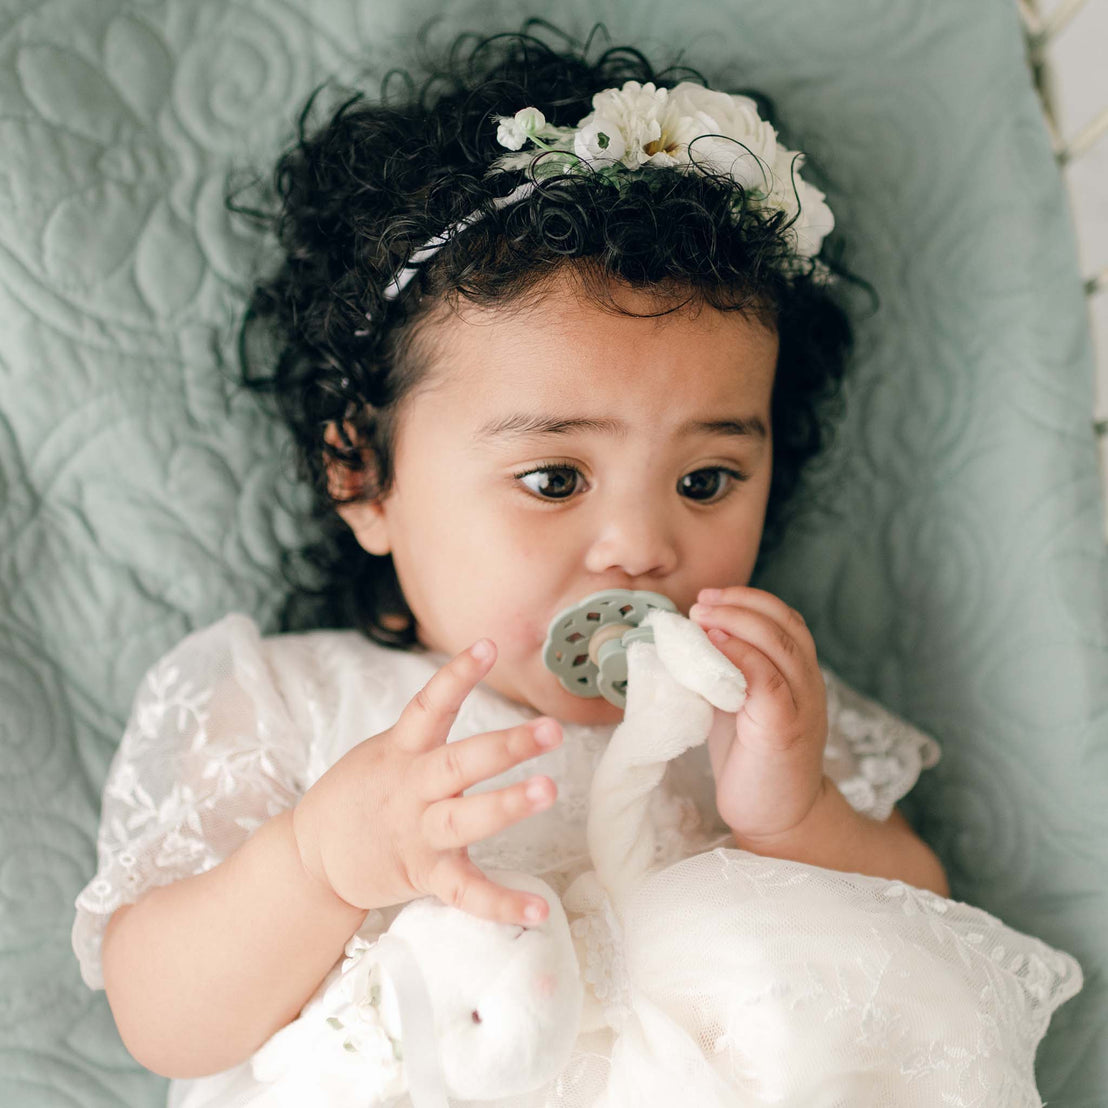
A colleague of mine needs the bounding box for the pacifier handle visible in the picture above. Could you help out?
[542,589,678,708]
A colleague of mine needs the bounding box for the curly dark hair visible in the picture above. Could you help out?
[228,17,860,649]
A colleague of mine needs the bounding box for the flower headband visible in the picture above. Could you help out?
[373,80,835,316]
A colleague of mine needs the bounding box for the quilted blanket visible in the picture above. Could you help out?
[0,0,1104,1104]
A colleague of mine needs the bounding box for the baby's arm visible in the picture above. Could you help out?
[101,808,368,1079]
[691,586,949,896]
[728,777,950,897]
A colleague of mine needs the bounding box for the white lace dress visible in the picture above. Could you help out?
[71,613,1082,1108]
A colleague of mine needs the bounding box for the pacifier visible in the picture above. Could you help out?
[542,589,679,708]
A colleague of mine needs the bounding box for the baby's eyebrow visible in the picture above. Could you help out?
[679,416,768,441]
[477,414,623,439]
[476,413,767,441]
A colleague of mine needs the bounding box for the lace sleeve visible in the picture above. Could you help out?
[71,613,310,990]
[820,667,941,821]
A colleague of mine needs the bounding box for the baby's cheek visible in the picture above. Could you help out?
[494,605,549,655]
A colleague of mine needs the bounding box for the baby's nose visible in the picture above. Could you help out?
[583,505,678,578]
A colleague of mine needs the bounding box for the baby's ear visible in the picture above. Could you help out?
[323,421,391,556]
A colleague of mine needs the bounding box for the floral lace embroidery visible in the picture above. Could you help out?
[72,620,303,988]
[564,872,634,1032]
[821,668,941,821]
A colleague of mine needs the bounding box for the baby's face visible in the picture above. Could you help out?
[341,268,777,724]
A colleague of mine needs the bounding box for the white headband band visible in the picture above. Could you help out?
[382,181,537,304]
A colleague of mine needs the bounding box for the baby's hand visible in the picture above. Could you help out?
[689,586,828,842]
[291,640,562,928]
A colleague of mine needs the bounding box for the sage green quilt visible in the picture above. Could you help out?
[1,0,1105,1104]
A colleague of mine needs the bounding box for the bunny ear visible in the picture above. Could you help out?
[372,933,451,1108]
[646,609,747,712]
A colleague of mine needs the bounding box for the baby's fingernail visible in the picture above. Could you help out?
[698,588,722,602]
[526,777,553,805]
[533,719,560,747]
[470,639,494,662]
[707,628,729,644]
[524,902,544,923]
[689,603,711,618]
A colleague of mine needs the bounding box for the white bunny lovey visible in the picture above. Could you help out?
[248,870,582,1107]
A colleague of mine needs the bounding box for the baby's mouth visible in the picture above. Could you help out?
[541,588,679,709]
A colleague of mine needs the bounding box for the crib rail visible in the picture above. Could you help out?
[1019,0,1108,543]
[1019,0,1106,300]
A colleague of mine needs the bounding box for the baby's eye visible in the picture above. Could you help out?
[679,467,747,503]
[516,465,583,500]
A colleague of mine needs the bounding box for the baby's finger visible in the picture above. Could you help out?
[415,718,562,801]
[698,587,814,651]
[422,776,557,850]
[427,852,551,928]
[704,632,800,733]
[393,639,497,753]
[690,602,811,695]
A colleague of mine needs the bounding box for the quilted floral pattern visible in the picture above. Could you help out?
[0,0,1104,1104]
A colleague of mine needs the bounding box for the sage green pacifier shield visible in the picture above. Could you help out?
[542,589,678,708]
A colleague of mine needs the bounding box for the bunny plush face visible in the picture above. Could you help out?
[387,870,583,1100]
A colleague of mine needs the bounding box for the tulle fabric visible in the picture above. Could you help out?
[67,613,1082,1108]
[471,851,1082,1108]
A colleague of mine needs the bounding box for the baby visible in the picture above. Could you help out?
[72,19,1049,1104]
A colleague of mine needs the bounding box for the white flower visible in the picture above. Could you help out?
[495,106,548,150]
[792,179,835,258]
[664,82,780,193]
[575,80,670,169]
[573,116,627,164]
[689,85,834,260]
[761,149,836,258]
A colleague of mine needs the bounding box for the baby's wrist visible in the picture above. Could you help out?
[285,805,364,916]
[719,742,827,844]
[729,779,950,895]
[728,774,839,856]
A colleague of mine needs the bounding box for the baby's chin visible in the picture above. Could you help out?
[541,685,626,727]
